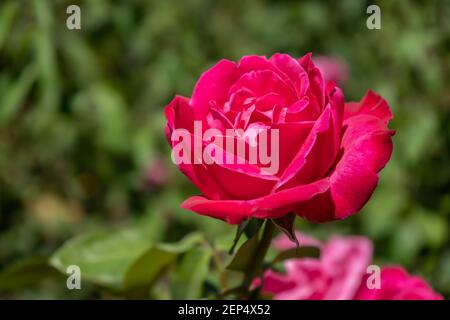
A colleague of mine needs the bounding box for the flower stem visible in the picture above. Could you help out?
[240,219,275,297]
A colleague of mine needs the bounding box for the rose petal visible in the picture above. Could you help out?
[164,95,194,138]
[270,53,309,97]
[228,70,296,105]
[355,266,443,300]
[190,59,238,119]
[344,90,393,123]
[181,179,329,224]
[296,114,394,221]
[274,104,336,190]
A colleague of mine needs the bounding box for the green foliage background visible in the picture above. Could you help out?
[0,0,449,299]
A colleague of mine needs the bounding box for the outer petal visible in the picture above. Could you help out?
[330,115,394,219]
[190,59,238,119]
[206,158,278,200]
[344,90,393,123]
[181,179,329,224]
[164,95,194,141]
[296,114,394,222]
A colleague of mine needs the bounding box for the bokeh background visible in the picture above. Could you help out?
[0,0,449,299]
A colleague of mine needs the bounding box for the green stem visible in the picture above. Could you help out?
[240,219,275,296]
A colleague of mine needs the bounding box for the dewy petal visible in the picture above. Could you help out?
[190,59,238,119]
[181,179,329,224]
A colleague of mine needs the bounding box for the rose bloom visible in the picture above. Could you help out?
[258,233,373,300]
[258,233,443,300]
[165,53,394,224]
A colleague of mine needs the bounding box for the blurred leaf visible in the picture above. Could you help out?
[50,228,151,290]
[50,228,202,291]
[170,247,212,299]
[400,107,437,164]
[361,181,406,239]
[416,210,448,248]
[123,233,203,291]
[90,84,129,153]
[435,251,450,293]
[0,64,36,125]
[389,218,424,265]
[0,255,60,292]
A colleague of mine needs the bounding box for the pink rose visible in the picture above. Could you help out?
[355,266,443,300]
[313,55,349,86]
[165,53,394,224]
[260,234,443,300]
[260,233,372,300]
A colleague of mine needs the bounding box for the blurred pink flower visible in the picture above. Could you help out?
[313,55,349,85]
[143,157,169,188]
[262,234,372,300]
[260,233,443,300]
[355,266,443,300]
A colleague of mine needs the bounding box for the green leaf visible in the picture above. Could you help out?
[226,229,260,273]
[50,229,151,290]
[229,218,263,254]
[271,247,320,265]
[170,247,212,299]
[50,228,202,292]
[0,255,61,292]
[123,233,203,291]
